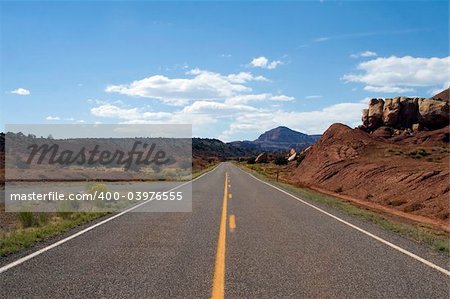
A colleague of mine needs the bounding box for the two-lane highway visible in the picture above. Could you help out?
[1,162,449,298]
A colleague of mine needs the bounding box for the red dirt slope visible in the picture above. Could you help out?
[291,123,450,226]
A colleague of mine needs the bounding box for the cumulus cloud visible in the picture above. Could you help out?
[250,56,283,69]
[350,51,377,58]
[91,104,173,121]
[91,98,365,141]
[218,102,366,141]
[363,85,414,93]
[46,116,60,121]
[11,88,30,96]
[105,69,268,105]
[343,56,450,93]
[270,95,295,101]
[224,93,294,105]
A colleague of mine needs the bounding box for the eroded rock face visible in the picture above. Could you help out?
[360,89,449,134]
[367,99,384,130]
[399,97,419,128]
[418,98,449,130]
[383,97,400,127]
[362,109,369,128]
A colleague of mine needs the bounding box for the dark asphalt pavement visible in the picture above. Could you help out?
[1,162,449,298]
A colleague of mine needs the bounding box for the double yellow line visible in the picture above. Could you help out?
[211,173,235,299]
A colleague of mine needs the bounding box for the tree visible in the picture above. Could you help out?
[274,156,288,182]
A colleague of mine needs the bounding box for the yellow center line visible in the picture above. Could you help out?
[211,172,228,299]
[229,215,236,232]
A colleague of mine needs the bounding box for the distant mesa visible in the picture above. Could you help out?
[229,126,321,152]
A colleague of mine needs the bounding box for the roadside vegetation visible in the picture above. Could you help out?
[385,146,449,163]
[0,208,107,256]
[237,162,450,253]
[0,182,112,256]
[192,161,219,179]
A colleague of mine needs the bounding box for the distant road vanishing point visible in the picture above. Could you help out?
[1,162,449,298]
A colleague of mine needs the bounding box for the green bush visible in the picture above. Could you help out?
[18,212,35,228]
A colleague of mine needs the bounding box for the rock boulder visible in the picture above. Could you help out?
[383,97,400,127]
[418,98,449,130]
[399,97,419,128]
[367,99,384,130]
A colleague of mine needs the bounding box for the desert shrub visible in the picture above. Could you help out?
[57,201,75,219]
[274,156,288,166]
[18,212,35,228]
[86,182,108,195]
[335,186,343,193]
[437,211,450,220]
[387,198,407,206]
[38,213,49,225]
[151,164,161,173]
[403,202,424,212]
[296,153,306,167]
[247,157,256,164]
[408,148,430,159]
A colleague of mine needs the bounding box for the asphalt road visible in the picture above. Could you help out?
[1,162,449,298]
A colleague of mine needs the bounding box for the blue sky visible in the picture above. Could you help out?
[1,1,448,141]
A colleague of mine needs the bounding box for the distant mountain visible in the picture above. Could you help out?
[229,126,321,152]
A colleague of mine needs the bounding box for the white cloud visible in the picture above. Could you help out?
[224,93,271,105]
[224,93,294,105]
[305,95,323,100]
[91,99,366,141]
[270,95,295,101]
[314,37,329,42]
[219,102,366,141]
[46,116,60,121]
[343,56,450,93]
[429,86,449,96]
[250,56,283,69]
[364,85,414,93]
[180,100,258,115]
[91,104,172,121]
[350,51,377,58]
[11,88,30,96]
[105,69,268,105]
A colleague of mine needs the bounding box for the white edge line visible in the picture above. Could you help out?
[0,165,220,274]
[237,166,450,277]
